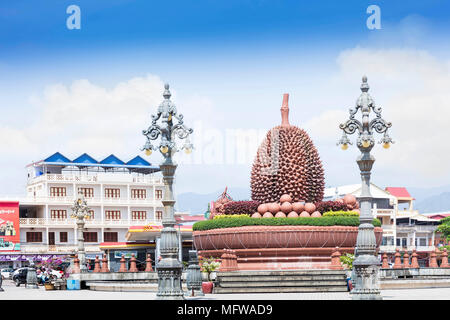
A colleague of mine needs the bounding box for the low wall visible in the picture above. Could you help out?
[69,272,158,283]
[380,268,450,279]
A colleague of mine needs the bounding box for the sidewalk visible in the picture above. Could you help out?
[1,280,449,300]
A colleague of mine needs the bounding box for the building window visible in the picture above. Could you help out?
[85,210,95,220]
[59,232,68,243]
[83,232,98,243]
[155,190,163,199]
[104,232,118,242]
[50,187,66,197]
[50,210,67,219]
[131,189,146,199]
[105,188,120,198]
[78,187,94,198]
[26,232,43,243]
[155,210,163,220]
[105,210,121,220]
[132,211,147,220]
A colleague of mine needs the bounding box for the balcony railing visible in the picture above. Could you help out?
[372,209,395,216]
[379,245,396,252]
[19,218,162,227]
[20,196,163,206]
[379,245,436,253]
[30,173,163,185]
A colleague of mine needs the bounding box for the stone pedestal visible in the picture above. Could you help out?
[185,250,204,297]
[93,256,101,273]
[145,254,153,272]
[101,254,110,273]
[393,249,402,269]
[403,252,410,269]
[73,255,81,273]
[381,253,389,269]
[119,255,127,272]
[330,247,343,270]
[441,249,449,268]
[26,265,39,289]
[429,249,438,268]
[350,223,382,300]
[410,250,419,268]
[129,254,138,272]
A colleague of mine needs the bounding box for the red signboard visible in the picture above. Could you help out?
[0,201,20,251]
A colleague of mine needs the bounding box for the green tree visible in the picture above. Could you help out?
[437,217,450,241]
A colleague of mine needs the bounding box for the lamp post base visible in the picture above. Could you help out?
[26,266,39,289]
[156,266,185,300]
[351,258,382,300]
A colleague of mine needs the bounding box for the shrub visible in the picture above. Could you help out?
[213,214,250,220]
[223,200,260,215]
[323,210,359,217]
[340,253,355,270]
[437,216,450,241]
[315,201,348,213]
[193,216,381,231]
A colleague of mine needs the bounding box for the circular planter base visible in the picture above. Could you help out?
[194,225,382,270]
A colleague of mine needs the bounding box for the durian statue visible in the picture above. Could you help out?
[210,187,233,218]
[251,94,325,203]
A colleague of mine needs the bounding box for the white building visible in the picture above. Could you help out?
[0,152,172,268]
[324,184,440,266]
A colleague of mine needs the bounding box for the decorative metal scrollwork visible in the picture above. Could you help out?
[142,83,193,157]
[338,76,393,151]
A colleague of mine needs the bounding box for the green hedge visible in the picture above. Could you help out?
[193,216,381,231]
[323,210,359,217]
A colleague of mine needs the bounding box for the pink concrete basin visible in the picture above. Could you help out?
[193,225,383,251]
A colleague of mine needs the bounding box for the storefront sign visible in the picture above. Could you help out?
[0,254,67,262]
[114,251,138,259]
[0,201,20,251]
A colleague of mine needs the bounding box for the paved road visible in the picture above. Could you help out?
[0,280,449,300]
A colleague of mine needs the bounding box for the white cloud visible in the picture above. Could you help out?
[0,75,215,184]
[304,47,450,187]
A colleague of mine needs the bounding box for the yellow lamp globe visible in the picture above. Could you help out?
[168,114,172,121]
[145,149,152,156]
[362,140,371,148]
[383,142,390,149]
[341,143,348,150]
[184,148,192,154]
[160,146,169,154]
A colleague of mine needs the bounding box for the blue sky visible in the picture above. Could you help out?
[1,1,450,200]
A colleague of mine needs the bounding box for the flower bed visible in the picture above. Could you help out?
[193,215,381,231]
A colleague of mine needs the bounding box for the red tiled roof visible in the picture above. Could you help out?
[385,187,414,199]
[429,213,450,220]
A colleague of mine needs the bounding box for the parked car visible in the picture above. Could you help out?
[1,268,14,280]
[12,267,29,286]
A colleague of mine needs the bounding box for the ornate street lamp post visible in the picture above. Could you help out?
[26,260,39,289]
[185,250,204,297]
[142,84,193,300]
[337,76,394,300]
[71,191,91,273]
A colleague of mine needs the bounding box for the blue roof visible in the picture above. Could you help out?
[100,154,125,165]
[44,152,71,163]
[72,153,98,164]
[29,152,160,174]
[126,155,151,166]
